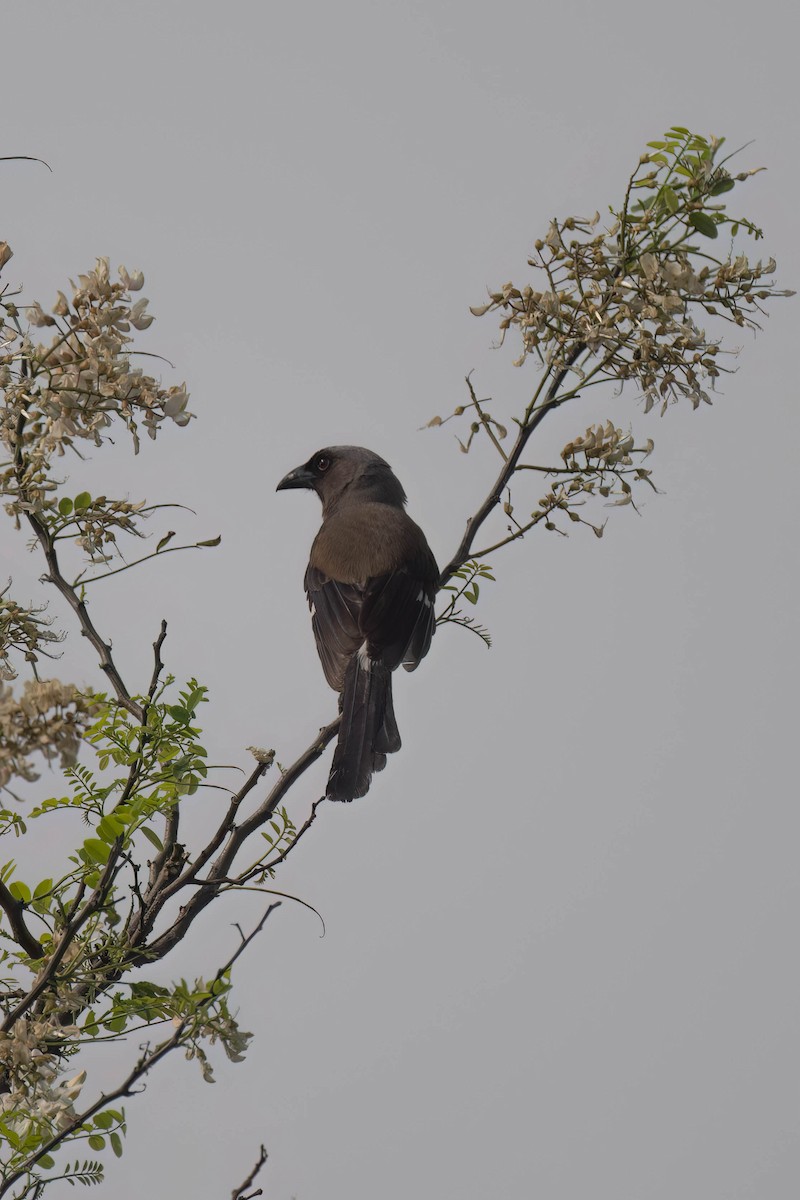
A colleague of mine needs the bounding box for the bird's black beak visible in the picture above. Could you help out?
[276,464,316,492]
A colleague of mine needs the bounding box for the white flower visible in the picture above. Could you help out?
[129,298,154,330]
[27,302,56,328]
[61,1069,87,1100]
[119,266,145,291]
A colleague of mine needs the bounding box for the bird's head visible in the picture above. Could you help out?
[276,446,407,512]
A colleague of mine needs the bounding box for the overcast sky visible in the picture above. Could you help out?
[2,3,799,1198]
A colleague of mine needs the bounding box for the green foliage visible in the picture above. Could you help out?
[438,561,495,646]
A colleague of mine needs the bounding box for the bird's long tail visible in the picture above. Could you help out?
[327,656,401,801]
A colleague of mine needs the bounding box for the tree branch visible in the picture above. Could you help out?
[0,905,281,1198]
[138,719,339,964]
[0,881,43,961]
[231,1145,268,1200]
[25,509,142,720]
[438,343,586,587]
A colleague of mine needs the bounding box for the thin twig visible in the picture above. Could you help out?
[231,1145,268,1200]
[260,796,326,875]
[146,620,168,701]
[465,371,508,461]
[77,539,220,587]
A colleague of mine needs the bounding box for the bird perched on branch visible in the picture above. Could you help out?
[277,446,438,801]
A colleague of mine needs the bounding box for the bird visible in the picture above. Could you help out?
[277,445,438,801]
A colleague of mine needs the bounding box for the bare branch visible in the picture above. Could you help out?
[231,1145,268,1200]
[146,620,168,702]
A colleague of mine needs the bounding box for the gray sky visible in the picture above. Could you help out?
[2,2,799,1198]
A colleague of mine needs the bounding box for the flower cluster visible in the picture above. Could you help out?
[182,996,253,1084]
[1,257,192,518]
[495,422,658,544]
[0,679,90,791]
[0,1018,84,1138]
[471,130,793,417]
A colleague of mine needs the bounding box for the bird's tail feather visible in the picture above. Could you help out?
[328,657,400,801]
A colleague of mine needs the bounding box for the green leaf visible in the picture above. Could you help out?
[74,491,91,510]
[156,530,176,552]
[139,825,164,852]
[709,177,735,196]
[9,880,31,904]
[168,705,190,723]
[110,1131,123,1158]
[130,981,170,998]
[35,878,54,901]
[196,535,221,547]
[97,816,124,844]
[58,497,74,516]
[83,838,111,864]
[688,211,719,239]
[31,877,53,913]
[669,125,690,136]
[93,1111,114,1130]
[88,1134,106,1151]
[661,186,680,213]
[38,1154,56,1169]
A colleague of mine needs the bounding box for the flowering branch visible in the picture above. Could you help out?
[0,126,791,1198]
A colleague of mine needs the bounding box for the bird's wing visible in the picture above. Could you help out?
[306,555,438,689]
[361,567,436,671]
[400,580,437,671]
[305,565,364,692]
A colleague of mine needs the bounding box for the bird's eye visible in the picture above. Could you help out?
[315,455,330,473]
